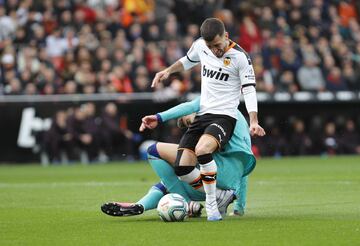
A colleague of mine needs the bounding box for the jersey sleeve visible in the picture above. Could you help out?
[238,52,256,87]
[238,52,258,113]
[158,97,200,122]
[179,39,200,70]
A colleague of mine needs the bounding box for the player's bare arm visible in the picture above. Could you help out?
[151,60,185,88]
[248,111,266,137]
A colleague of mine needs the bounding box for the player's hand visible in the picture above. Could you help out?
[177,113,195,128]
[249,123,266,137]
[151,69,170,88]
[139,115,159,132]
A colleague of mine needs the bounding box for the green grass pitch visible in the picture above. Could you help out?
[0,156,359,246]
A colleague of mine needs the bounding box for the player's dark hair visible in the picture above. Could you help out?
[200,18,225,42]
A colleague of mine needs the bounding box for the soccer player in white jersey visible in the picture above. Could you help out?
[146,18,265,221]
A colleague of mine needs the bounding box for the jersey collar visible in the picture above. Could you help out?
[224,40,236,54]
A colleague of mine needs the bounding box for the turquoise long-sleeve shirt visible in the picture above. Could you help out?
[158,97,201,122]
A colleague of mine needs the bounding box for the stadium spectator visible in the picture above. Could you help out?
[110,65,133,93]
[238,15,262,53]
[338,119,360,154]
[100,102,134,160]
[338,0,357,27]
[63,80,78,94]
[24,82,38,95]
[132,65,151,92]
[325,66,348,91]
[297,58,326,92]
[5,77,22,94]
[67,106,99,163]
[343,62,360,90]
[288,119,312,156]
[43,110,73,164]
[263,126,288,157]
[257,6,275,31]
[276,70,299,93]
[0,6,16,40]
[279,46,301,76]
[322,122,339,155]
[260,36,281,74]
[252,54,275,93]
[1,53,16,83]
[83,102,101,154]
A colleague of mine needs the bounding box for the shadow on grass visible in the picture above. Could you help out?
[101,215,208,223]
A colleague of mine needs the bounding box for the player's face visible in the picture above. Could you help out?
[205,32,228,58]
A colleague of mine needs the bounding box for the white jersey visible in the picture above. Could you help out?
[179,38,256,119]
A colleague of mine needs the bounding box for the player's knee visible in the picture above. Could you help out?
[195,144,213,156]
[147,143,160,158]
[196,138,218,155]
[174,166,195,176]
[197,153,213,165]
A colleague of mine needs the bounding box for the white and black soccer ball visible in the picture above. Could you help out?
[157,193,189,222]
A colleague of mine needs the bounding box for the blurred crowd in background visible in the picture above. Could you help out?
[250,115,360,157]
[38,103,140,164]
[1,0,360,95]
[38,103,360,164]
[0,0,359,162]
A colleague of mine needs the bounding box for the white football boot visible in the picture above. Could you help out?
[216,189,236,217]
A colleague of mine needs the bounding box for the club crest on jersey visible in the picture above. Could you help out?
[223,57,231,66]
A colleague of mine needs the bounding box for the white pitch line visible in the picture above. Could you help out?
[0,181,155,188]
[0,180,357,189]
[254,180,358,185]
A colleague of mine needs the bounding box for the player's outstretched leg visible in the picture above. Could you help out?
[101,185,204,218]
[147,148,193,202]
[101,202,144,217]
[137,183,167,210]
[101,182,165,217]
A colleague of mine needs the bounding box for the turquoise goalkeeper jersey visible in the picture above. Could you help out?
[158,97,256,209]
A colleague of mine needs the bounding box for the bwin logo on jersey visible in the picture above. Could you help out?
[202,65,229,81]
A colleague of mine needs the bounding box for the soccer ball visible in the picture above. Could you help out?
[157,193,189,222]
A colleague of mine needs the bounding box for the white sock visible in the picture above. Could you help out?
[178,167,204,192]
[200,160,217,202]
